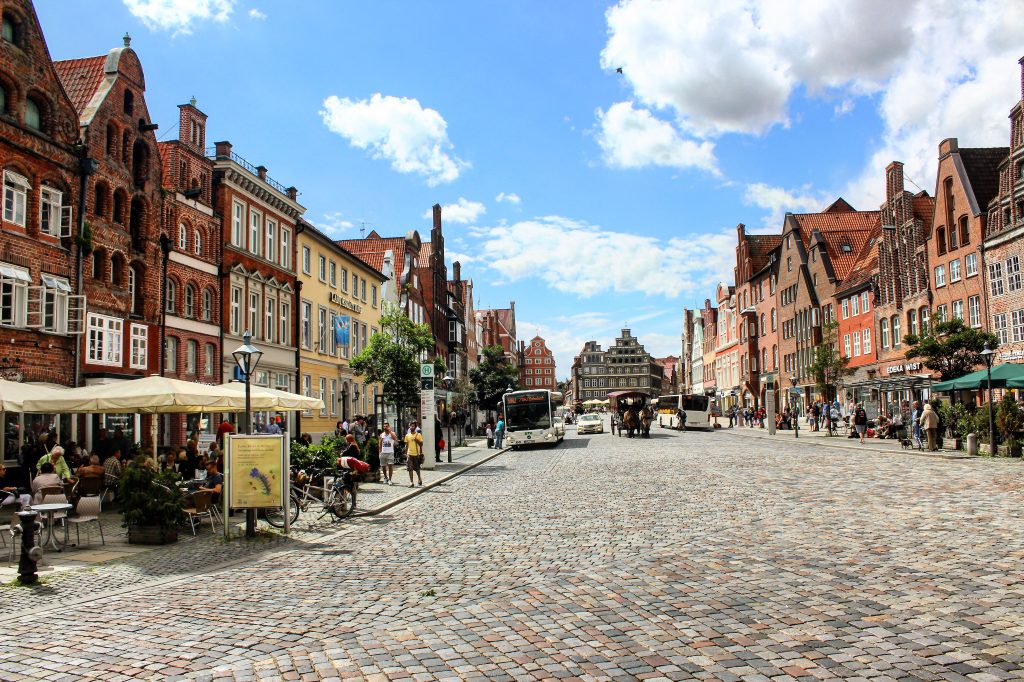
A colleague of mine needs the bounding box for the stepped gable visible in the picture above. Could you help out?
[960,146,1008,211]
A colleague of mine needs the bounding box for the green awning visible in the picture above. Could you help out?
[932,363,1024,391]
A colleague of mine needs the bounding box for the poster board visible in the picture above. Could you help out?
[224,434,289,535]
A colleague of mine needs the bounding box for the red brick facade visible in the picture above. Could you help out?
[520,335,556,391]
[735,224,781,407]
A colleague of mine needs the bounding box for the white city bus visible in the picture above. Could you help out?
[502,390,565,448]
[655,394,713,430]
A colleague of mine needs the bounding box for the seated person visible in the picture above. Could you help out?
[37,446,73,482]
[875,415,890,439]
[0,462,31,510]
[188,461,223,504]
[31,462,63,504]
[103,449,124,489]
[77,455,105,479]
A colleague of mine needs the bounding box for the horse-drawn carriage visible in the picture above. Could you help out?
[608,391,654,438]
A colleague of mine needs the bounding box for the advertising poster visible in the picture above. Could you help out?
[227,435,284,508]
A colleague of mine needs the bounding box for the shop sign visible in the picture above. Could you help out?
[998,349,1024,361]
[329,292,362,313]
[885,362,922,375]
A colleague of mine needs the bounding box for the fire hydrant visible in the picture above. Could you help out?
[16,510,42,585]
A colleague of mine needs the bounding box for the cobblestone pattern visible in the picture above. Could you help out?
[1,425,1022,681]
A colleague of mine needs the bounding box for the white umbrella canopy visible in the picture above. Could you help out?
[218,382,324,411]
[0,379,68,412]
[20,376,249,414]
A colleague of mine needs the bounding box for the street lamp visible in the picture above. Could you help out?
[442,372,455,463]
[981,343,996,456]
[790,374,799,439]
[231,330,263,538]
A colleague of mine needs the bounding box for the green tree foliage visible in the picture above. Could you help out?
[904,317,998,381]
[808,320,852,402]
[470,344,520,411]
[119,464,185,535]
[350,307,436,412]
[995,393,1024,445]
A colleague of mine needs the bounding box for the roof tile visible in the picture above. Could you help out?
[53,56,106,115]
[960,147,1008,212]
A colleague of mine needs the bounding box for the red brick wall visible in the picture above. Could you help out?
[520,337,556,390]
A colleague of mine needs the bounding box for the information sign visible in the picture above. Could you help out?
[226,435,285,509]
[420,363,434,378]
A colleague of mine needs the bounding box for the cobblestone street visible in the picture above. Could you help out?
[2,422,1024,681]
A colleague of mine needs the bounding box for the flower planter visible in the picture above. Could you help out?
[128,524,178,545]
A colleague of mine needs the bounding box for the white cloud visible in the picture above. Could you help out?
[424,198,485,225]
[473,215,736,298]
[495,192,521,205]
[743,182,832,229]
[319,94,468,186]
[596,101,718,173]
[320,212,355,237]
[248,7,265,19]
[123,0,233,33]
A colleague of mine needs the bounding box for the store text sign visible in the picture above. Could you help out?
[227,435,284,509]
[886,362,922,375]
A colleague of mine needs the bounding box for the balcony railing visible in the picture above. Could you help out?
[206,147,290,195]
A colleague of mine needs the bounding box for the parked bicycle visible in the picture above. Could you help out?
[264,466,357,528]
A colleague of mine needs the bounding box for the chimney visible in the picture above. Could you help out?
[256,165,267,181]
[286,186,298,201]
[1019,56,1024,99]
[885,161,904,200]
[432,203,442,232]
[214,140,232,158]
[453,260,461,281]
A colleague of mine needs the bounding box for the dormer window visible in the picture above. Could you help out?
[841,243,852,253]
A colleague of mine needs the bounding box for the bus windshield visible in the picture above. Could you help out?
[505,392,552,430]
[656,395,680,413]
[682,395,709,412]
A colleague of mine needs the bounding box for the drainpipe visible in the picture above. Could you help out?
[74,155,98,389]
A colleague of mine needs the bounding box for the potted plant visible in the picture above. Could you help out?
[119,460,185,544]
[995,394,1024,456]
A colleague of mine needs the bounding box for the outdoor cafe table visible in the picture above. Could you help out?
[31,502,72,551]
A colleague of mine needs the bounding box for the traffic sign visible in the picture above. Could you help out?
[420,378,434,390]
[420,363,434,378]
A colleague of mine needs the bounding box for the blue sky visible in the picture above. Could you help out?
[37,0,1024,375]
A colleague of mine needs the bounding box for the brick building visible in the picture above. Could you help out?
[983,59,1024,362]
[419,204,454,362]
[337,230,428,327]
[0,0,84,460]
[654,356,679,395]
[520,335,556,391]
[446,261,469,380]
[156,100,221,445]
[56,34,165,447]
[713,283,740,410]
[679,308,697,394]
[573,340,605,402]
[209,140,303,433]
[476,303,517,365]
[699,299,717,398]
[734,224,781,407]
[834,224,881,402]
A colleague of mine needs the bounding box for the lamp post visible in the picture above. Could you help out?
[442,372,455,463]
[790,374,799,439]
[981,343,996,456]
[231,330,263,538]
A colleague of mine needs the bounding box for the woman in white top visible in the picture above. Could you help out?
[378,423,397,486]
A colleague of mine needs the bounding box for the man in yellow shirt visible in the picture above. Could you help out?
[403,425,424,487]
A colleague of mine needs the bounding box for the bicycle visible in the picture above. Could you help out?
[264,467,357,528]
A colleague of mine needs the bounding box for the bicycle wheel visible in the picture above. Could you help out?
[265,493,301,528]
[329,487,355,519]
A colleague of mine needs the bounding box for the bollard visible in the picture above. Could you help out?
[16,510,42,584]
[966,432,979,457]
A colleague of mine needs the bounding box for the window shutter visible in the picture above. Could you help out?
[60,205,73,237]
[25,285,43,328]
[67,295,86,335]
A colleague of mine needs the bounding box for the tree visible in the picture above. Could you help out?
[809,320,852,402]
[350,307,436,424]
[470,344,520,411]
[904,317,998,381]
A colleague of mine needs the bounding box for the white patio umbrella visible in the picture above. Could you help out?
[217,382,324,412]
[0,379,68,412]
[20,375,249,414]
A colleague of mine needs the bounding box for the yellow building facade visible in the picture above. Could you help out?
[297,222,387,441]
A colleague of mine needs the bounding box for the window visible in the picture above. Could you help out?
[280,228,291,268]
[266,220,276,263]
[1013,310,1024,343]
[0,263,28,328]
[995,313,1009,345]
[852,331,861,356]
[249,291,260,337]
[340,267,348,292]
[3,170,28,226]
[301,301,312,349]
[948,221,959,250]
[862,327,871,354]
[194,229,201,256]
[908,309,918,336]
[960,216,970,246]
[787,256,792,272]
[232,202,244,247]
[990,262,1005,296]
[329,260,338,288]
[850,296,859,316]
[771,308,776,331]
[36,273,73,334]
[360,279,367,302]
[318,255,326,282]
[965,252,978,277]
[184,284,199,318]
[186,340,197,374]
[279,301,290,346]
[128,324,147,369]
[968,295,981,328]
[843,334,851,357]
[39,186,67,236]
[164,336,177,372]
[936,304,948,322]
[880,318,890,350]
[352,272,358,293]
[371,285,378,307]
[123,89,134,115]
[330,379,337,416]
[87,314,123,365]
[302,246,311,274]
[24,97,41,131]
[934,265,945,287]
[165,278,176,314]
[842,299,849,319]
[249,209,261,256]
[1007,256,1022,292]
[860,291,869,313]
[920,307,930,333]
[178,224,187,250]
[952,299,964,321]
[204,343,215,377]
[265,297,275,343]
[201,288,212,321]
[937,227,946,254]
[230,286,241,334]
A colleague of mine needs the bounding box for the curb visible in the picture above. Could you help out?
[716,428,977,461]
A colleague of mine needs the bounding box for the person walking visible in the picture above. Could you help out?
[811,402,820,432]
[910,401,923,450]
[378,423,397,485]
[920,402,940,451]
[485,422,494,448]
[403,425,424,487]
[494,416,505,449]
[853,402,869,444]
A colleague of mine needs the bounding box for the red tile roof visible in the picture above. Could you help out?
[793,209,880,281]
[53,56,106,115]
[960,147,1008,211]
[833,219,881,295]
[746,234,782,272]
[336,236,401,273]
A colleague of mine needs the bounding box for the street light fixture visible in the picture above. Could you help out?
[442,372,455,463]
[981,343,996,456]
[789,374,799,439]
[231,330,263,538]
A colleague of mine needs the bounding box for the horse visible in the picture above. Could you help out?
[639,407,653,438]
[622,409,639,438]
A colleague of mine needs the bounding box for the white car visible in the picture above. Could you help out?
[577,413,604,434]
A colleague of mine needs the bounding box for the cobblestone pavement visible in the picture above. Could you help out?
[2,421,1023,681]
